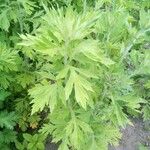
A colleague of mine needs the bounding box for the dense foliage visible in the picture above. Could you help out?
[0,0,150,150]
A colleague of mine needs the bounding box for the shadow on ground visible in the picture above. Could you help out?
[46,118,150,150]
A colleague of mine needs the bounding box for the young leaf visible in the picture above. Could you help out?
[29,82,59,114]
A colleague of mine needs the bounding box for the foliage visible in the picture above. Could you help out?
[15,133,46,150]
[0,0,150,150]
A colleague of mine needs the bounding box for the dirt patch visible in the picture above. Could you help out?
[45,119,150,150]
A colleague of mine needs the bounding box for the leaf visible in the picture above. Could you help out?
[110,95,132,127]
[142,105,150,121]
[68,118,93,149]
[0,90,10,102]
[75,68,99,79]
[74,79,89,109]
[23,133,32,142]
[0,129,16,144]
[145,80,150,89]
[39,124,54,136]
[19,7,100,59]
[29,82,59,114]
[74,40,114,66]
[56,66,70,80]
[77,119,93,133]
[36,142,45,150]
[0,47,19,72]
[74,73,94,109]
[43,7,100,41]
[0,111,17,129]
[58,139,69,150]
[58,84,66,105]
[139,9,150,29]
[27,143,34,149]
[0,73,12,89]
[0,10,10,31]
[18,0,36,15]
[19,34,59,57]
[65,69,94,109]
[114,102,131,127]
[65,70,74,100]
[15,141,24,150]
[120,94,146,112]
[16,73,35,88]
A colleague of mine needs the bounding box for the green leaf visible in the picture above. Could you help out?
[65,69,94,109]
[139,9,150,29]
[36,142,45,150]
[0,111,17,129]
[142,105,150,121]
[0,11,10,31]
[114,102,131,127]
[23,133,33,142]
[19,34,59,57]
[58,139,69,150]
[65,70,74,100]
[16,73,35,88]
[29,82,61,114]
[73,39,114,66]
[56,66,70,80]
[0,90,10,102]
[75,68,99,79]
[0,129,16,144]
[0,47,19,72]
[145,80,150,89]
[27,143,34,149]
[0,73,12,89]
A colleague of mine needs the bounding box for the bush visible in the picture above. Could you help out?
[0,0,150,150]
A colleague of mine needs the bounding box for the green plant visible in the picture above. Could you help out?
[0,45,19,149]
[15,133,46,150]
[0,1,43,149]
[0,0,150,149]
[19,1,150,149]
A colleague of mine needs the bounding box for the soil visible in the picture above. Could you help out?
[46,118,150,150]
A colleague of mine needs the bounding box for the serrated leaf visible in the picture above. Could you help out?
[29,82,60,114]
[0,48,19,72]
[0,129,16,144]
[56,66,70,80]
[65,69,94,109]
[23,133,32,142]
[17,73,35,88]
[142,105,150,121]
[65,70,74,100]
[75,68,99,79]
[58,139,69,150]
[0,11,10,31]
[0,111,17,129]
[0,90,10,102]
